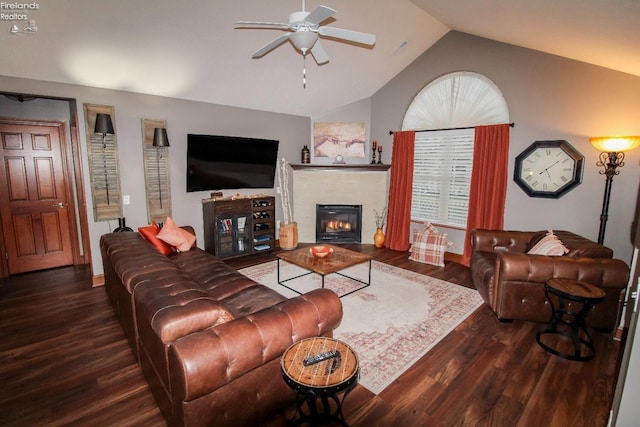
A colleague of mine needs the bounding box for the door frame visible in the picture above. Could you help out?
[0,114,90,278]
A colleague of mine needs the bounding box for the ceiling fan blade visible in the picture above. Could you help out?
[252,34,291,58]
[311,40,330,65]
[319,26,376,45]
[304,5,336,25]
[234,21,291,30]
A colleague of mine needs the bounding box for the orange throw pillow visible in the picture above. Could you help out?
[138,221,173,255]
[157,217,196,252]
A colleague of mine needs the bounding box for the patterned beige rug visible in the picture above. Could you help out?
[239,260,483,394]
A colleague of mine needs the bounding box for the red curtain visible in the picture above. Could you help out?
[385,131,416,251]
[461,124,510,266]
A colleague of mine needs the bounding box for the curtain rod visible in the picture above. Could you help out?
[389,122,515,135]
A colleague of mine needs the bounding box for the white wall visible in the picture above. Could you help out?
[0,76,310,276]
[370,32,640,264]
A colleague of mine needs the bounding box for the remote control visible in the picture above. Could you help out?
[303,350,339,366]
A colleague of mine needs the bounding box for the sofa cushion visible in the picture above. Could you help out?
[555,230,614,258]
[409,228,452,267]
[157,217,196,252]
[527,230,569,256]
[525,230,548,252]
[139,222,174,255]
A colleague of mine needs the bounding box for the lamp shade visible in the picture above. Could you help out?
[153,128,170,147]
[589,136,640,153]
[94,113,115,135]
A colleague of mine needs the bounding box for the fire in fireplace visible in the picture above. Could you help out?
[316,204,362,243]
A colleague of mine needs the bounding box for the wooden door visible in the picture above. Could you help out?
[0,122,75,274]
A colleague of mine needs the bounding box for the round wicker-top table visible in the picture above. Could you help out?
[281,337,359,426]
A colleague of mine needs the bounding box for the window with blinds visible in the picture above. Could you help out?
[411,129,474,228]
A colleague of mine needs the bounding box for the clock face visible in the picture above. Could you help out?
[514,140,584,198]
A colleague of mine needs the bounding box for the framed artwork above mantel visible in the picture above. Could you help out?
[312,122,367,165]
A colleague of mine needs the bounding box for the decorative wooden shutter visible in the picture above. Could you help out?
[84,104,122,221]
[142,119,171,223]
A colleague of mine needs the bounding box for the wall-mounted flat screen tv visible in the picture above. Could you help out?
[187,134,279,192]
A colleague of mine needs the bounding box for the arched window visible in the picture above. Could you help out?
[403,72,509,228]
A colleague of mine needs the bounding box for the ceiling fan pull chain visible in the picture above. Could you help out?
[303,55,307,89]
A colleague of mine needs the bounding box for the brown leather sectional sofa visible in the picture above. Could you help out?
[100,229,343,426]
[470,229,630,330]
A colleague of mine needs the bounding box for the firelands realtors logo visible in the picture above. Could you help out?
[1,2,38,20]
[1,2,39,34]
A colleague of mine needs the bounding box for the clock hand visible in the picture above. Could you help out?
[538,160,561,175]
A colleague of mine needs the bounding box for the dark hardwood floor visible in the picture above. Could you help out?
[0,245,625,426]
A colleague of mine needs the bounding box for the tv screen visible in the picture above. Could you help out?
[187,134,279,192]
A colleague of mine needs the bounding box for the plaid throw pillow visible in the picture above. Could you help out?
[409,228,452,267]
[527,230,569,256]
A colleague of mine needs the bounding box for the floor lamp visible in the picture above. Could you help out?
[152,128,170,209]
[94,113,115,205]
[589,136,640,244]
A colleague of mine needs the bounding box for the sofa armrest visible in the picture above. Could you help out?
[471,229,536,253]
[167,288,342,402]
[497,252,629,289]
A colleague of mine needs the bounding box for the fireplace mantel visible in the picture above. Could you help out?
[290,164,390,172]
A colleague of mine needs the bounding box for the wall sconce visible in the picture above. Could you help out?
[152,128,170,209]
[589,135,640,244]
[94,113,115,205]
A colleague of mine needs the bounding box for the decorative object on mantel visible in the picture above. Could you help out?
[142,119,171,223]
[301,145,310,163]
[313,122,366,159]
[589,135,640,244]
[371,140,378,164]
[377,144,383,164]
[276,158,298,250]
[84,104,123,221]
[332,154,346,164]
[373,206,387,248]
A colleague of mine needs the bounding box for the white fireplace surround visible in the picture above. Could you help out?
[290,164,390,244]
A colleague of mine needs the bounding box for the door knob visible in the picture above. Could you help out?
[53,202,66,208]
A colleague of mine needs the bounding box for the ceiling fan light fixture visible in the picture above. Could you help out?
[290,30,318,54]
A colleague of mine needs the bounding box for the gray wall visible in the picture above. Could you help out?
[370,32,640,264]
[2,31,639,275]
[0,76,310,276]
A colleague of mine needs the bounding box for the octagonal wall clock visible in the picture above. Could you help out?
[514,140,584,198]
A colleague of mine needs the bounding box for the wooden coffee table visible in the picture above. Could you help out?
[276,244,372,298]
[281,337,359,426]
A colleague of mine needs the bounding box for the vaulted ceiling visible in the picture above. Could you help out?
[1,0,638,117]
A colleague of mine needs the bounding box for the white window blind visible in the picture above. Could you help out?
[411,129,474,228]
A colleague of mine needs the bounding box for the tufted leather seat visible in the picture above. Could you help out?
[470,229,629,330]
[100,230,343,426]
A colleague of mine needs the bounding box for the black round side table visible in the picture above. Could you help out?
[536,278,606,362]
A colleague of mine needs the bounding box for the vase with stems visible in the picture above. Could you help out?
[373,206,387,248]
[276,158,298,250]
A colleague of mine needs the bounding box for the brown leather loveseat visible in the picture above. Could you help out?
[100,229,343,426]
[470,229,629,330]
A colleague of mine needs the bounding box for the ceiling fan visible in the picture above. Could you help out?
[234,1,376,65]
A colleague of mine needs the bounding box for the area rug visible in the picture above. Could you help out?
[239,260,483,394]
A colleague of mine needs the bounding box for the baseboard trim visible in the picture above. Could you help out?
[92,274,105,287]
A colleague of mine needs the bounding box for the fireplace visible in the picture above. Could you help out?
[316,204,362,243]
